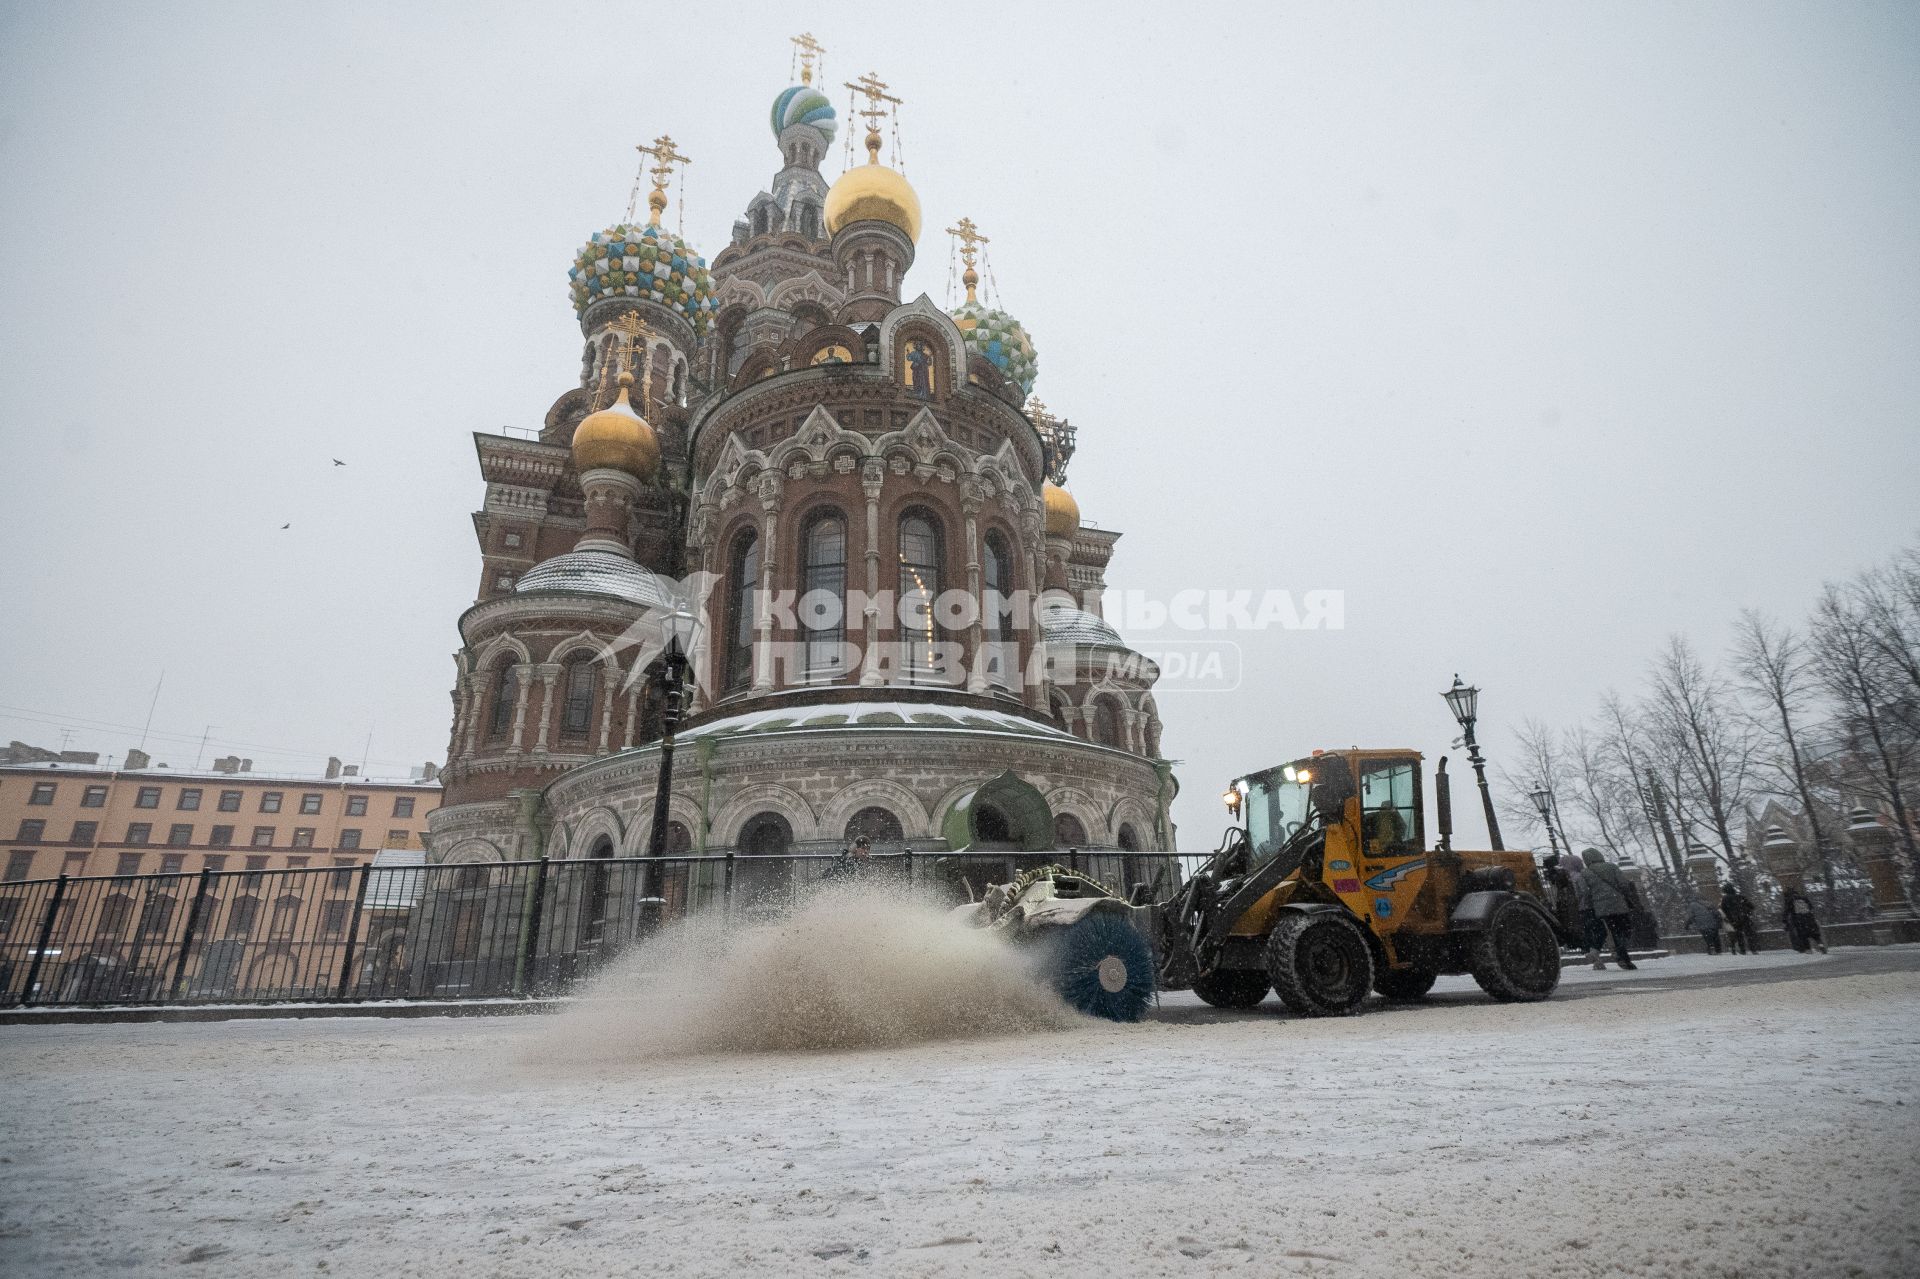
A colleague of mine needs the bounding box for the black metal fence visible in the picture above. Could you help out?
[0,849,1190,1008]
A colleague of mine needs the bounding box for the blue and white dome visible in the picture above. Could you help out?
[567,223,715,331]
[772,85,836,143]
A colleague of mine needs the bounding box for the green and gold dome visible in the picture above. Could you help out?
[568,222,715,331]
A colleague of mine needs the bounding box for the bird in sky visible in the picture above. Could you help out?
[280,523,291,530]
[332,459,346,466]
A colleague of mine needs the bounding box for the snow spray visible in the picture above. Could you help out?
[529,882,1077,1062]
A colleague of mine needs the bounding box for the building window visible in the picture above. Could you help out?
[167,823,193,847]
[97,893,134,936]
[160,854,186,875]
[218,790,242,812]
[1053,813,1089,847]
[897,511,943,675]
[346,795,368,817]
[209,826,233,848]
[393,796,415,818]
[725,530,761,692]
[321,900,351,933]
[203,855,227,873]
[126,823,151,845]
[270,894,302,935]
[135,786,161,809]
[489,664,520,738]
[299,794,322,815]
[331,857,358,890]
[81,785,107,808]
[0,899,16,934]
[138,895,176,935]
[739,812,793,855]
[251,827,275,848]
[385,828,408,846]
[245,855,268,872]
[29,782,56,805]
[17,819,45,842]
[116,852,142,875]
[338,829,362,850]
[63,851,88,876]
[71,820,97,844]
[801,510,848,677]
[287,856,308,869]
[227,896,259,934]
[178,788,202,811]
[4,851,34,881]
[1090,699,1124,750]
[843,806,904,853]
[261,792,283,813]
[561,659,596,737]
[292,828,314,848]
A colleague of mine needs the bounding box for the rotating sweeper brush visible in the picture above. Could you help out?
[952,865,1157,1022]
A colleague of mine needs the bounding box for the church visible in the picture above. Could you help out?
[425,40,1174,890]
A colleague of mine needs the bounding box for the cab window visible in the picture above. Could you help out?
[1359,760,1418,856]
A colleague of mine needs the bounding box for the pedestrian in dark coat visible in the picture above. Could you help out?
[1579,848,1638,970]
[823,835,873,883]
[1541,853,1583,946]
[1682,893,1723,954]
[1720,883,1759,954]
[1781,888,1827,954]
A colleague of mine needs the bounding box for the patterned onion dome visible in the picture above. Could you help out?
[567,222,715,330]
[953,301,1038,396]
[771,85,837,143]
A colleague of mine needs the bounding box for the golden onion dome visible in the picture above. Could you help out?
[1043,482,1080,538]
[825,160,921,242]
[571,374,660,480]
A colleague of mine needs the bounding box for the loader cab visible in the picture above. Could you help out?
[1240,751,1424,861]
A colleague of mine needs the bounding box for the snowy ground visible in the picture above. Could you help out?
[3,948,1917,1278]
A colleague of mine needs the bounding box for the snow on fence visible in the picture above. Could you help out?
[0,849,1190,1008]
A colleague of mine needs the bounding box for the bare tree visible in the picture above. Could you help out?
[1644,635,1756,883]
[1810,582,1920,881]
[1496,718,1568,854]
[1731,610,1834,895]
[1595,691,1686,876]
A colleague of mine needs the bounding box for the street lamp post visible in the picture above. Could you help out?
[645,605,697,865]
[1443,675,1505,851]
[1529,784,1565,862]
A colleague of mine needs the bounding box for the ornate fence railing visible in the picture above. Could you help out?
[0,848,1194,1008]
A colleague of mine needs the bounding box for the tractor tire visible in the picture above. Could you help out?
[1266,911,1375,1017]
[1192,968,1269,1009]
[1469,898,1563,1002]
[1373,968,1438,1002]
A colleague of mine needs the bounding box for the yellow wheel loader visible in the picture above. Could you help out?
[1154,749,1562,1015]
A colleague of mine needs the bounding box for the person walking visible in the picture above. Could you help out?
[1682,892,1723,955]
[1781,887,1827,954]
[822,834,873,884]
[1541,853,1584,947]
[1720,882,1759,955]
[1578,848,1638,971]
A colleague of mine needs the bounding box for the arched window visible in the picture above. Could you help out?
[739,812,793,856]
[1090,698,1124,750]
[561,658,596,738]
[488,663,519,739]
[983,529,1015,688]
[1050,691,1075,733]
[801,510,847,678]
[1053,813,1089,849]
[663,821,693,855]
[725,530,760,692]
[897,511,942,676]
[1117,823,1142,852]
[672,361,687,407]
[581,837,614,949]
[844,807,904,851]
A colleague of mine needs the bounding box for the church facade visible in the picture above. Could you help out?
[426,53,1173,882]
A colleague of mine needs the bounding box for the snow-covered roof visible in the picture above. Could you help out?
[683,699,1075,743]
[364,848,428,910]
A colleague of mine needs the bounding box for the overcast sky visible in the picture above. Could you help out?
[2,1,1915,845]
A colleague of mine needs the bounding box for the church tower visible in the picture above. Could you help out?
[430,40,1172,876]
